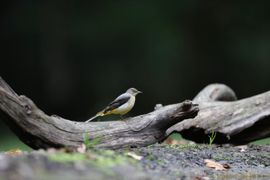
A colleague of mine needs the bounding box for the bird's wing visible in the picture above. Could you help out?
[103,93,131,113]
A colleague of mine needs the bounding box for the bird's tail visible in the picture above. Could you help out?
[85,111,105,123]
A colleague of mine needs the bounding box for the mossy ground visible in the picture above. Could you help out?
[48,149,136,168]
[0,144,270,180]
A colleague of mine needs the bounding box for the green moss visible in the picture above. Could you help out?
[48,153,87,163]
[93,150,132,168]
[146,154,155,161]
[48,149,136,169]
[212,154,231,161]
[95,150,131,168]
[157,159,164,165]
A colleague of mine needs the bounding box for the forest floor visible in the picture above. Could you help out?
[0,144,269,180]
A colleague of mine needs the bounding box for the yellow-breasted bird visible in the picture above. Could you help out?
[85,88,142,122]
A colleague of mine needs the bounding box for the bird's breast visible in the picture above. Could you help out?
[111,96,135,115]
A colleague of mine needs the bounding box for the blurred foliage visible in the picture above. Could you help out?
[1,1,270,147]
[252,138,270,145]
[0,122,31,151]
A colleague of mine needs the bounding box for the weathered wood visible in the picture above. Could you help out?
[1,76,269,148]
[0,77,198,149]
[167,84,270,144]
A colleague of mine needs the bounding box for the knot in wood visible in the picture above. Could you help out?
[181,100,192,111]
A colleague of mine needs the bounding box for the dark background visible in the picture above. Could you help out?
[1,1,270,149]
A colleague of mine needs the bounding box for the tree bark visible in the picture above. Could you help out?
[0,77,198,149]
[167,84,270,144]
[1,76,269,149]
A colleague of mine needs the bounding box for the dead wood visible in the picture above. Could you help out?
[0,77,198,149]
[167,84,270,144]
[1,76,269,149]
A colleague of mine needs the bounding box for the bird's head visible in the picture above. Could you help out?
[126,88,142,96]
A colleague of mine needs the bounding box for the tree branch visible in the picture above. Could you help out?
[0,77,198,149]
[1,76,269,149]
[167,84,270,144]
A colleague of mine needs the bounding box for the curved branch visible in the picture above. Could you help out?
[167,84,270,144]
[0,77,198,149]
[193,84,237,103]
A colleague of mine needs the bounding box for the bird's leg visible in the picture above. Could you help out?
[120,115,125,120]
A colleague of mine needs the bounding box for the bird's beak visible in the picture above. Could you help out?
[137,91,142,94]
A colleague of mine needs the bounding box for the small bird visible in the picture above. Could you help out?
[85,88,142,122]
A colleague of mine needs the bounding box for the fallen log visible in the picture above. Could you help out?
[0,77,198,149]
[167,84,270,144]
[1,76,269,149]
